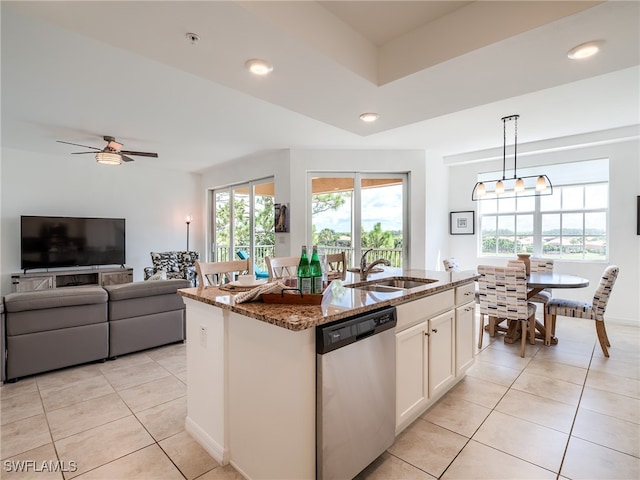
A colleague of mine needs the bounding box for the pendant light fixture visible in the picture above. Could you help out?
[472,115,552,201]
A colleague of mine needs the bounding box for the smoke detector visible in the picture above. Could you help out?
[186,33,200,45]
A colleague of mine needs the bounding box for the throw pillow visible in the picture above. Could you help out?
[147,270,167,281]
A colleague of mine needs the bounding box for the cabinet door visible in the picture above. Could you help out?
[101,270,133,286]
[456,302,476,376]
[428,310,455,399]
[13,276,53,292]
[396,320,428,428]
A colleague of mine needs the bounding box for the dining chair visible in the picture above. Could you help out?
[529,258,554,304]
[443,257,460,272]
[545,265,619,356]
[195,259,251,287]
[325,252,347,280]
[508,258,554,306]
[477,265,537,357]
[265,256,299,282]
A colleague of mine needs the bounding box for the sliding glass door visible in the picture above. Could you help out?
[310,173,407,268]
[210,178,275,272]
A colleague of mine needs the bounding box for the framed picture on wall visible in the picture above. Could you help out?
[450,211,475,235]
[275,203,289,233]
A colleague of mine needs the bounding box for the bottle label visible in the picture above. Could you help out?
[299,277,312,294]
[313,276,322,294]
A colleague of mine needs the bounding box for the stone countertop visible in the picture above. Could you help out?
[178,268,478,331]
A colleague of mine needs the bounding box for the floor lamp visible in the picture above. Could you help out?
[185,215,192,251]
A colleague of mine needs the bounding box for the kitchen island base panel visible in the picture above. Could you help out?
[228,311,316,480]
[184,298,229,465]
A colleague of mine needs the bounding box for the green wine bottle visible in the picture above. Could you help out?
[310,245,322,294]
[297,245,311,294]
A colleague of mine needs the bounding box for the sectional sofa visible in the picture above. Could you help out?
[2,279,190,382]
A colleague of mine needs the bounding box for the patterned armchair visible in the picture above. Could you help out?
[144,251,200,286]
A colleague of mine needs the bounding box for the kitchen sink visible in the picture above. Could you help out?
[352,284,405,293]
[346,277,437,292]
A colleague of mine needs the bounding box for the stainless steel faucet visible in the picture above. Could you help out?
[359,248,391,281]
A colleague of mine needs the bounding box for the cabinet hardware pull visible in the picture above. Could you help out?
[432,328,438,333]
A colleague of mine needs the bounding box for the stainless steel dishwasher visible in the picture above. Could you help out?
[316,306,397,480]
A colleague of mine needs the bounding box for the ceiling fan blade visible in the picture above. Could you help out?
[120,150,158,158]
[121,155,135,162]
[71,151,99,155]
[57,140,100,150]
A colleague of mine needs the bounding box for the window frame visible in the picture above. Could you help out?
[478,180,609,261]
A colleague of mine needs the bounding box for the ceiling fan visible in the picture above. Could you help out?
[57,135,158,165]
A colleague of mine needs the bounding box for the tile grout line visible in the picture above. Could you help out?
[554,341,597,479]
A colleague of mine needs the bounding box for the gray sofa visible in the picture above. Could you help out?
[2,279,190,381]
[4,287,109,381]
[104,279,190,357]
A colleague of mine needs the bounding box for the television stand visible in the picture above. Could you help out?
[11,267,133,293]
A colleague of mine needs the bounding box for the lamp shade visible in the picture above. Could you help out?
[95,152,123,165]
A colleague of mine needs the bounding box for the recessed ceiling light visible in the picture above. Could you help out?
[359,112,380,122]
[245,59,273,76]
[568,41,602,60]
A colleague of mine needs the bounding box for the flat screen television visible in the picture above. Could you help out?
[21,216,126,270]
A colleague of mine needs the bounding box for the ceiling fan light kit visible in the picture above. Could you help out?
[57,135,158,165]
[95,152,123,165]
[472,115,553,201]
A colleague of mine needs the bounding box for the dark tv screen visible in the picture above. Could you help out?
[21,216,126,270]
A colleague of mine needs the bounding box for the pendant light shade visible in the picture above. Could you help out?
[536,175,548,191]
[472,115,553,200]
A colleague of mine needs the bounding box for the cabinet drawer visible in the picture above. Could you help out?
[396,290,454,332]
[455,282,476,306]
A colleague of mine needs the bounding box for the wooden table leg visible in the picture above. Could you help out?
[527,288,558,346]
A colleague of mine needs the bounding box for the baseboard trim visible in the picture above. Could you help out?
[185,416,229,465]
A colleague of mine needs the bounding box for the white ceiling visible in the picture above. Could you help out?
[2,1,639,173]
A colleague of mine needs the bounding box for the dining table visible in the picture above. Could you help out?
[503,272,590,346]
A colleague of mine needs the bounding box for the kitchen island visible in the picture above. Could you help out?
[179,268,478,480]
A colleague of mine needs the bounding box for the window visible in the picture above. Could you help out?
[478,160,608,261]
[309,173,408,268]
[210,178,275,271]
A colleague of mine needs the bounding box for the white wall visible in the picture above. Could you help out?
[445,128,640,324]
[1,148,202,294]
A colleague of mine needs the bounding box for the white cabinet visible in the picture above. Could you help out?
[455,303,476,375]
[395,289,460,432]
[396,320,428,428]
[454,282,476,376]
[428,310,455,398]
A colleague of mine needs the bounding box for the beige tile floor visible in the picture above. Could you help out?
[1,315,638,479]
